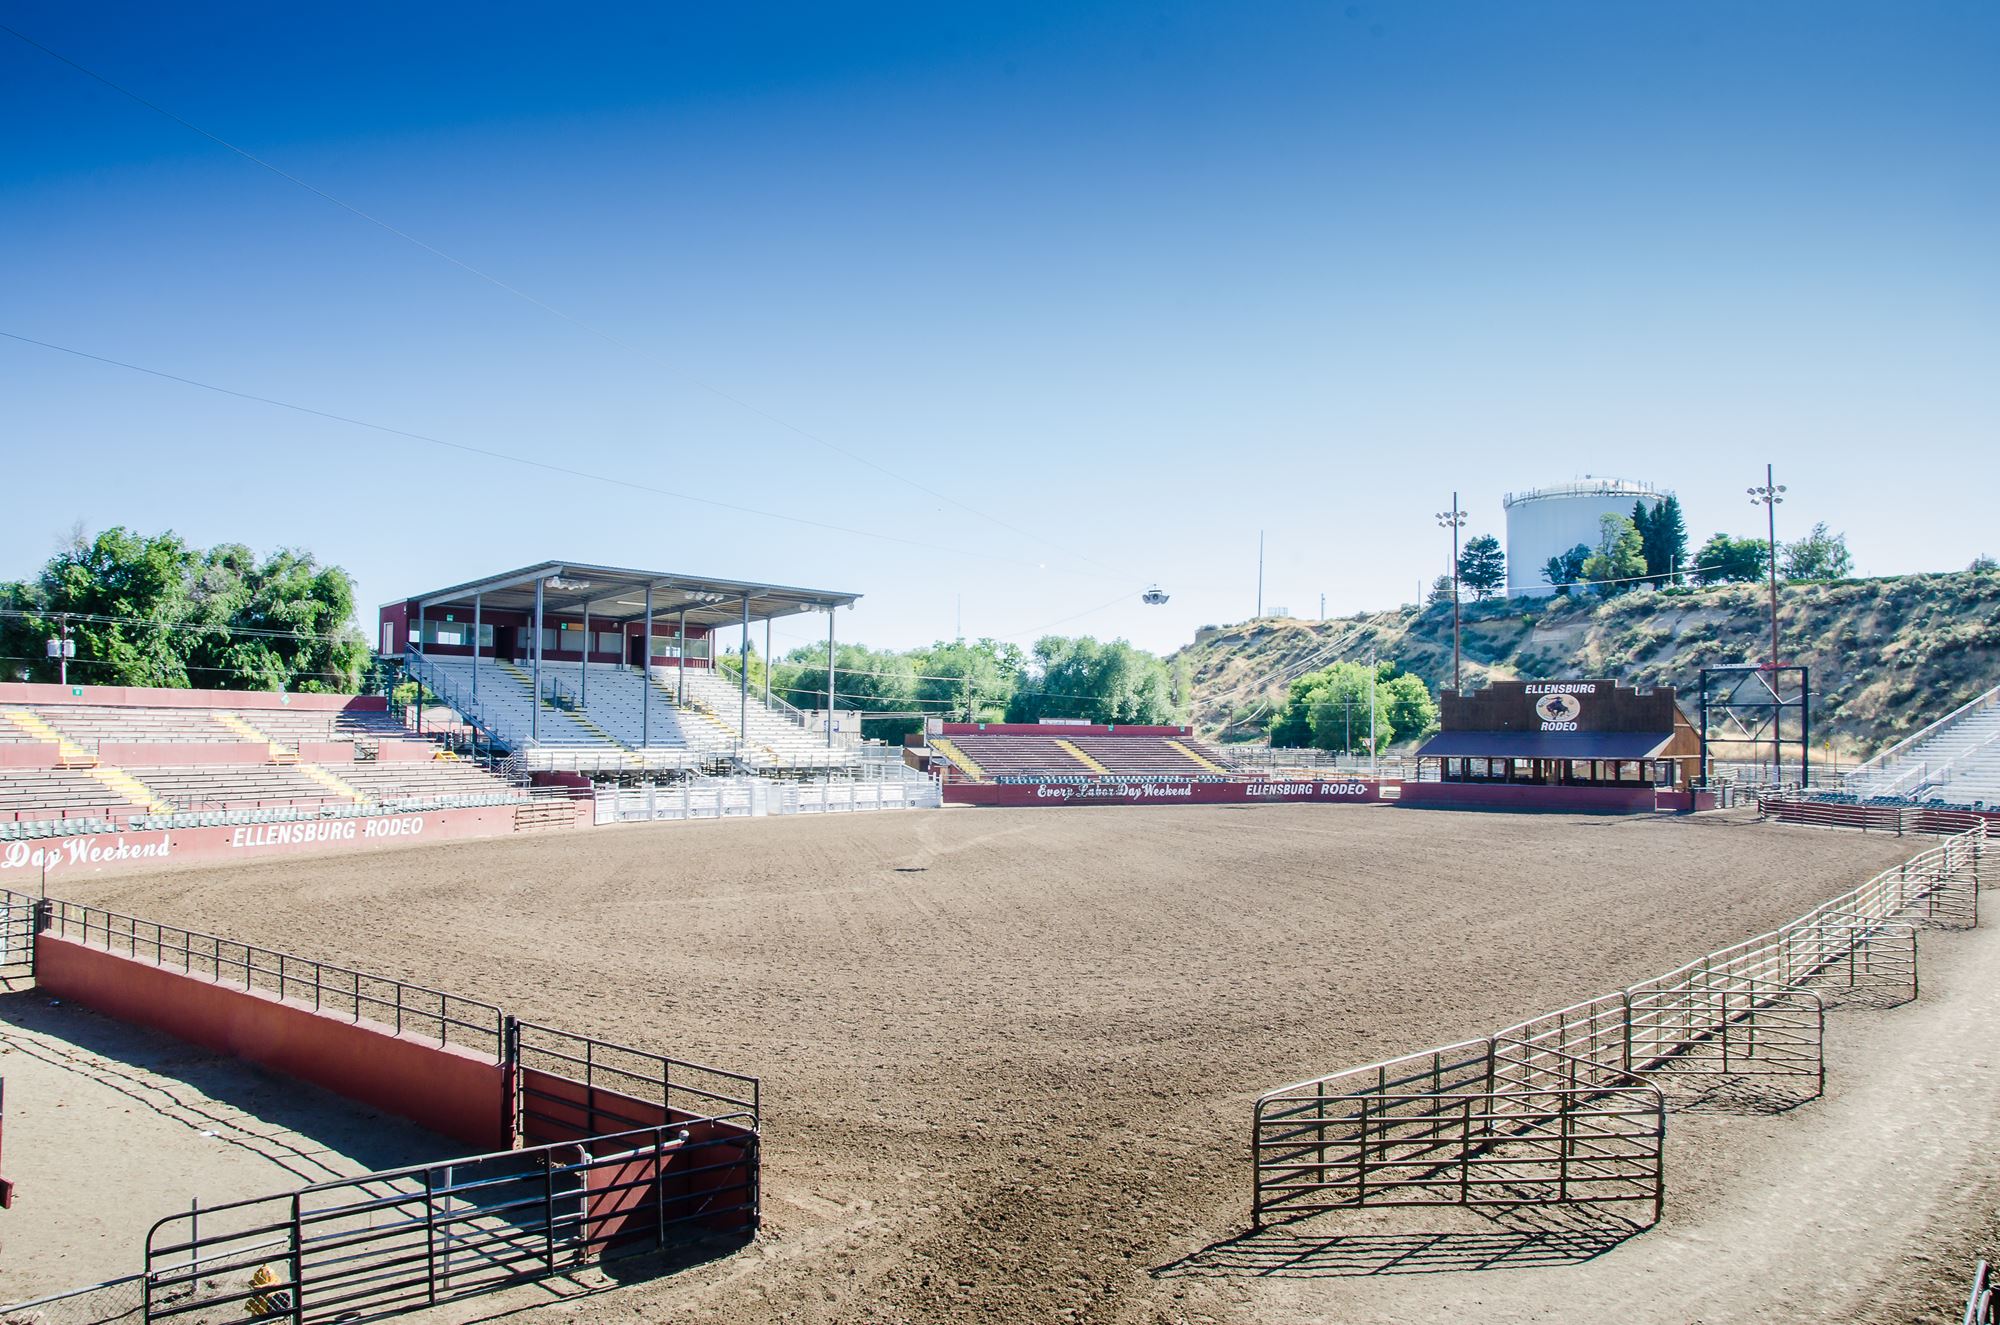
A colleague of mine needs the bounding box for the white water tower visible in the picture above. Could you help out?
[1503,477,1670,598]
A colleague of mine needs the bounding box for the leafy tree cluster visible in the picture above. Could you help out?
[1541,543,1591,595]
[724,632,1183,744]
[1780,523,1853,581]
[1266,660,1438,753]
[1581,513,1647,595]
[0,527,369,691]
[1690,524,1853,585]
[1692,533,1771,585]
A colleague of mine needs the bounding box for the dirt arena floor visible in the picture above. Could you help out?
[50,804,1936,1323]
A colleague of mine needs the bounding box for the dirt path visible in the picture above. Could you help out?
[0,998,452,1301]
[1190,891,2000,1325]
[52,805,1923,1322]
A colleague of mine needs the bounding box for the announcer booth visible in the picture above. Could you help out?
[1412,679,1702,808]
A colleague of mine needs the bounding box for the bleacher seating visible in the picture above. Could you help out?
[135,765,346,810]
[1845,685,2000,809]
[933,731,1235,781]
[410,654,851,768]
[0,689,527,829]
[0,769,127,819]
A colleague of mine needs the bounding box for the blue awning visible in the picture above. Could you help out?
[1416,731,1676,760]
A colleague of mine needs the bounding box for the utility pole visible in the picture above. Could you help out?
[1319,592,1325,621]
[1256,531,1265,619]
[1435,495,1468,692]
[46,613,74,685]
[1368,652,1378,778]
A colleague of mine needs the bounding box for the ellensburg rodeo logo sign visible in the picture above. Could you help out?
[1528,683,1595,732]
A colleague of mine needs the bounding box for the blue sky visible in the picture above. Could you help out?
[3,2,1995,658]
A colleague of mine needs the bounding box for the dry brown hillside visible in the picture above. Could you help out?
[1174,570,2000,757]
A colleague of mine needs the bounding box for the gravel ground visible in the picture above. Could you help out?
[51,804,1925,1323]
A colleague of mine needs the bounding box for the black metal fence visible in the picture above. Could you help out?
[4,887,765,1322]
[34,896,505,1057]
[143,1120,758,1324]
[1252,821,1985,1227]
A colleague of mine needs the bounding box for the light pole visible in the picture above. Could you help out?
[1435,496,1468,691]
[1748,465,1786,668]
[1368,652,1378,778]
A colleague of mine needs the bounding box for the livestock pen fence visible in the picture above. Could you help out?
[0,891,761,1325]
[1251,821,1985,1228]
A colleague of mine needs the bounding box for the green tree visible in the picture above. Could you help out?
[1380,672,1438,742]
[1267,660,1433,753]
[1005,636,1179,725]
[1582,513,1646,596]
[1457,534,1505,600]
[1781,523,1853,582]
[1428,573,1456,606]
[1691,533,1771,584]
[1541,543,1590,595]
[911,638,1024,723]
[0,527,367,690]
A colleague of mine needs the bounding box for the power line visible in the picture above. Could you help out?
[0,329,1071,573]
[0,20,1136,583]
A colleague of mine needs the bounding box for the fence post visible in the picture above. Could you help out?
[424,1168,439,1306]
[290,1192,304,1325]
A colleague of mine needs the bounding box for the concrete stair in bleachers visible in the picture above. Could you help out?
[930,737,986,780]
[1165,739,1229,774]
[1053,739,1109,774]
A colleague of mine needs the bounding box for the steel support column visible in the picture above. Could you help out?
[472,593,481,701]
[580,603,590,710]
[642,585,653,749]
[532,577,544,744]
[827,608,836,749]
[764,618,772,710]
[740,595,751,750]
[677,608,687,705]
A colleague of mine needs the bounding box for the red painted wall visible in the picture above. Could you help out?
[521,1069,757,1237]
[1396,781,1691,813]
[945,779,1384,806]
[0,744,62,769]
[0,684,386,713]
[0,805,518,881]
[35,937,507,1149]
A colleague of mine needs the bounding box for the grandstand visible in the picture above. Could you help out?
[386,560,863,773]
[927,723,1238,782]
[1843,684,2000,809]
[0,685,526,843]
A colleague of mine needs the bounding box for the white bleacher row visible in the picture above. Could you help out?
[0,703,405,749]
[413,654,851,767]
[1845,684,2000,808]
[677,666,853,767]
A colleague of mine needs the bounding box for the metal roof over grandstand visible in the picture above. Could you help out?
[1414,731,1676,760]
[400,561,861,627]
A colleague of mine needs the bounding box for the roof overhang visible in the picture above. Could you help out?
[396,561,860,629]
[1416,731,1677,760]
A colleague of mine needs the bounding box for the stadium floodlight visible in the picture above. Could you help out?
[1748,464,1787,672]
[1141,585,1170,606]
[1435,495,1469,691]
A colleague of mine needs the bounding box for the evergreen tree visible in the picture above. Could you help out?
[1655,495,1690,583]
[1541,544,1591,594]
[1456,534,1506,600]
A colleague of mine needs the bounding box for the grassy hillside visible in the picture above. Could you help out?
[1174,570,2000,757]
